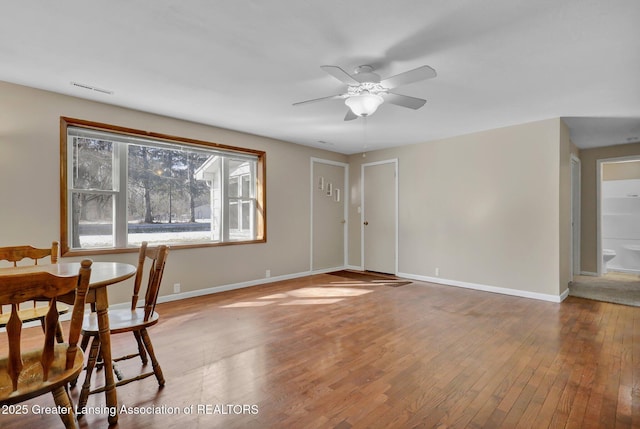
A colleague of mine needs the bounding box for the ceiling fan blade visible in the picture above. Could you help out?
[384,92,427,110]
[320,65,360,85]
[292,94,345,106]
[344,109,358,121]
[380,65,437,89]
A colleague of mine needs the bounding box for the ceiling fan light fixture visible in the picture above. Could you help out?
[345,92,384,117]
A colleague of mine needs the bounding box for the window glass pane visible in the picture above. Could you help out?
[242,175,250,197]
[229,198,253,242]
[242,201,251,230]
[229,177,239,198]
[202,156,222,242]
[228,159,253,192]
[72,138,113,190]
[229,201,239,230]
[127,145,214,245]
[71,193,114,248]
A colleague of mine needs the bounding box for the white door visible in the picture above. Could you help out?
[362,160,397,274]
[311,159,347,271]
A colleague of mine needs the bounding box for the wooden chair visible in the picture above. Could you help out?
[0,242,69,343]
[77,242,169,410]
[0,259,92,429]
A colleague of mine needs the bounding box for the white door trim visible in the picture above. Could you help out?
[310,157,349,272]
[360,158,398,274]
[596,154,640,276]
[570,154,581,280]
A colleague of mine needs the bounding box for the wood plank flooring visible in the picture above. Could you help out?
[1,273,639,428]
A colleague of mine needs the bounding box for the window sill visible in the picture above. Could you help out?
[61,238,267,257]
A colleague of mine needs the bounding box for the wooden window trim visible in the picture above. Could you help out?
[60,117,267,257]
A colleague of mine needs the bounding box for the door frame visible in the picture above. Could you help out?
[570,154,581,280]
[361,158,399,274]
[596,154,640,276]
[310,157,349,272]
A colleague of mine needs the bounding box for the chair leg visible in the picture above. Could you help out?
[78,335,100,414]
[52,385,77,428]
[134,330,148,365]
[140,328,165,387]
[40,318,65,343]
[70,334,91,388]
[55,321,65,343]
[96,341,105,370]
[79,333,90,352]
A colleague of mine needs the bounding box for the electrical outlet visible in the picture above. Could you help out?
[266,269,271,278]
[173,283,181,293]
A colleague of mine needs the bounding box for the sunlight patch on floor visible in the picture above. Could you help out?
[221,301,276,308]
[219,286,375,308]
[287,287,373,298]
[327,280,382,287]
[258,293,289,300]
[279,298,344,306]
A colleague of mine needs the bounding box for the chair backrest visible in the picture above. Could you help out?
[0,259,92,391]
[0,242,59,267]
[0,242,60,315]
[131,242,169,321]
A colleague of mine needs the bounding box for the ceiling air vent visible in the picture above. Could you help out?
[70,81,113,95]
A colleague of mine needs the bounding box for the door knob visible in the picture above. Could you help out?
[364,221,369,226]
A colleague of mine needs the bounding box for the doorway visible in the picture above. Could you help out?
[570,155,581,280]
[597,156,640,276]
[569,155,640,306]
[361,159,398,274]
[311,158,348,272]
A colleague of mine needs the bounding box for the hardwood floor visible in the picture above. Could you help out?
[2,273,640,428]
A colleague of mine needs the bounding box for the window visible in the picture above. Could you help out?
[60,117,266,255]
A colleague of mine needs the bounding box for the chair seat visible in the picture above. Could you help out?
[82,308,159,335]
[0,345,84,405]
[0,302,70,327]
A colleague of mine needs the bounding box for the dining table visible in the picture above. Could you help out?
[0,261,137,425]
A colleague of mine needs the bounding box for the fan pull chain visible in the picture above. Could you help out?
[362,116,368,158]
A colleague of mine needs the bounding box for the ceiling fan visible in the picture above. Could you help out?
[293,64,437,121]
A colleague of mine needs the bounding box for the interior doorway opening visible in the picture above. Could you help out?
[597,156,640,276]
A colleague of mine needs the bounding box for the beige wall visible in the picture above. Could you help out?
[580,142,640,273]
[348,118,568,298]
[312,161,346,270]
[0,81,346,305]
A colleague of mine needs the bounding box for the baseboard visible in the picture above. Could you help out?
[311,265,347,275]
[346,264,363,271]
[155,270,314,305]
[398,272,565,303]
[580,271,598,277]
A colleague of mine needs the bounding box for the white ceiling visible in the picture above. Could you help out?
[1,0,639,154]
